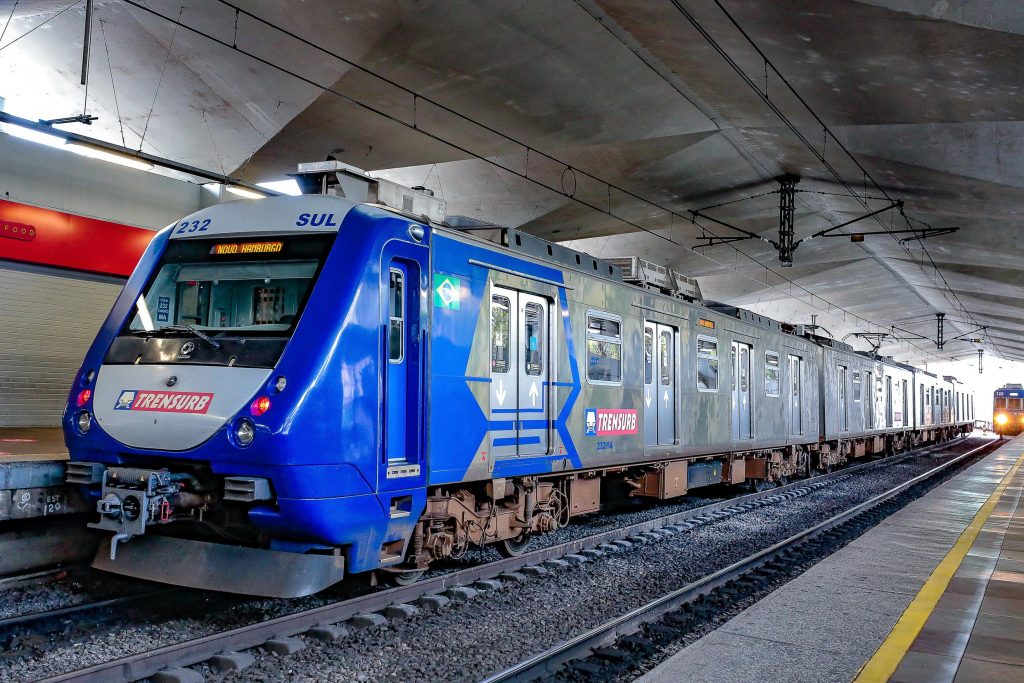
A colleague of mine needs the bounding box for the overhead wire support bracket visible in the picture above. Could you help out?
[39,114,98,126]
[795,200,901,244]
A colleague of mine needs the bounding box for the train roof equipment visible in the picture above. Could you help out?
[606,256,702,302]
[291,160,446,224]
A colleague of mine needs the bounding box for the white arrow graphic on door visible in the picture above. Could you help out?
[663,389,670,406]
[645,391,652,408]
[496,379,507,406]
[529,381,540,407]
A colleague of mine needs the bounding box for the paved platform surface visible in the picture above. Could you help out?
[638,435,1024,683]
[0,427,68,462]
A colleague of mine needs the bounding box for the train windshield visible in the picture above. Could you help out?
[124,234,335,338]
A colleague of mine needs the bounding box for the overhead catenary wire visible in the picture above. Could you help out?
[0,0,19,48]
[110,0,961,363]
[0,0,79,52]
[94,0,986,364]
[668,0,1004,361]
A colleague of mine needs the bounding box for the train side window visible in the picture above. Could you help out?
[852,372,861,402]
[523,302,544,376]
[696,336,719,392]
[491,295,511,373]
[388,269,404,363]
[644,328,654,385]
[660,330,672,385]
[586,311,622,385]
[764,351,780,397]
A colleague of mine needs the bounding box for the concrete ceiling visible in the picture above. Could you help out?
[2,0,1022,365]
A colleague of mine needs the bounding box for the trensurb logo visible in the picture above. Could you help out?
[114,389,214,414]
[585,408,639,436]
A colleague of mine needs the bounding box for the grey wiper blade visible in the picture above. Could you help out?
[163,324,222,350]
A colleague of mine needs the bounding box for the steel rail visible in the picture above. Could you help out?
[478,438,998,683]
[0,588,180,633]
[36,436,981,683]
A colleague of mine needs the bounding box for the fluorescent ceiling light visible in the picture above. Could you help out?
[225,185,267,199]
[0,122,65,148]
[65,141,153,171]
[257,179,301,196]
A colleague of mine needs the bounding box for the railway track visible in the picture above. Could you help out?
[26,435,989,683]
[479,438,999,682]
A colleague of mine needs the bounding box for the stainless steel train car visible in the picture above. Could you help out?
[64,163,977,595]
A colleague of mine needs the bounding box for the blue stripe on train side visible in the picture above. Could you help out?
[428,233,581,485]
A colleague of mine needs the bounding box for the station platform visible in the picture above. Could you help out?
[0,427,68,462]
[637,434,1024,683]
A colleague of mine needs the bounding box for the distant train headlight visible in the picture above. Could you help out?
[234,418,255,447]
[995,413,1009,426]
[75,410,92,434]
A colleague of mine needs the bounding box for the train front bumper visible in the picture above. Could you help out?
[91,535,345,598]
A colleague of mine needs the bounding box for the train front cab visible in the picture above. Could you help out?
[63,195,436,597]
[994,385,1024,436]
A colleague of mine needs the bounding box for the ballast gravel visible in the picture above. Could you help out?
[196,441,987,683]
[0,438,987,682]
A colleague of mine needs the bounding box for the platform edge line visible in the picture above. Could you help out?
[853,442,1024,683]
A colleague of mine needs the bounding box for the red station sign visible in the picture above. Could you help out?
[0,199,154,277]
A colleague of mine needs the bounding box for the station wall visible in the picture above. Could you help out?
[0,134,203,427]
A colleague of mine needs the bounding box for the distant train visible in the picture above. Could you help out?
[63,162,975,597]
[993,384,1024,436]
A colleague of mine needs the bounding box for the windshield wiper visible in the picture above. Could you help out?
[162,324,222,350]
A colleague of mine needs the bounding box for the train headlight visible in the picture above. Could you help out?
[75,410,92,434]
[234,418,255,447]
[995,413,1009,426]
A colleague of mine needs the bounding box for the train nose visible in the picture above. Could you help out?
[86,364,273,451]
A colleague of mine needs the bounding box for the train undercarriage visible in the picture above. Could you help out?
[391,424,971,579]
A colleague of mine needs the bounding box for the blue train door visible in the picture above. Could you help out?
[381,259,423,489]
[489,286,549,457]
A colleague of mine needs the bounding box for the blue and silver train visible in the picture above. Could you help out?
[63,162,975,597]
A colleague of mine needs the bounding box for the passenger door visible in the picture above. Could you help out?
[643,322,676,446]
[838,365,848,432]
[381,256,425,492]
[489,286,549,457]
[732,341,752,440]
[789,354,802,436]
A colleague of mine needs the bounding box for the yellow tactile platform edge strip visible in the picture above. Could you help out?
[854,440,1024,682]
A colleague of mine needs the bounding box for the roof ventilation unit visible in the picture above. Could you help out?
[292,160,446,224]
[607,257,702,302]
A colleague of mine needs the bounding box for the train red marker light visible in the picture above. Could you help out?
[76,389,92,406]
[250,396,272,416]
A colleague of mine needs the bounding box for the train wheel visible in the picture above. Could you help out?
[496,533,532,558]
[754,479,775,493]
[390,569,425,586]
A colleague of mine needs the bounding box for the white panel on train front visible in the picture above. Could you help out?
[167,195,358,239]
[93,364,272,451]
